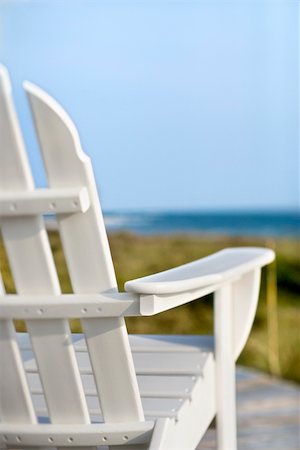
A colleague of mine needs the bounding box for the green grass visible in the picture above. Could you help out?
[1,232,299,383]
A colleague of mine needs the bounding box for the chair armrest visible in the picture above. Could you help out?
[125,247,275,295]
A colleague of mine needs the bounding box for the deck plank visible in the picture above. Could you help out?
[197,366,300,450]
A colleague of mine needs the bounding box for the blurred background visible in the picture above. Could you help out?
[0,0,299,382]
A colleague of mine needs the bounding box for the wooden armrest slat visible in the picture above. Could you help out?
[125,247,275,295]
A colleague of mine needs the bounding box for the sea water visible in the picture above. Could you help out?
[104,211,300,237]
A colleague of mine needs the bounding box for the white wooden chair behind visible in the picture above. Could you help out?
[0,65,274,450]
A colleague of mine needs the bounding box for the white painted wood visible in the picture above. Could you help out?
[0,63,275,449]
[23,346,210,377]
[17,333,214,354]
[148,419,170,450]
[25,81,144,423]
[214,285,237,450]
[128,334,214,354]
[0,64,33,191]
[132,352,209,376]
[0,65,91,450]
[19,333,212,398]
[0,422,154,447]
[24,80,117,292]
[19,333,213,421]
[148,353,216,450]
[0,276,36,425]
[77,352,209,375]
[139,284,220,316]
[0,187,90,216]
[31,397,181,421]
[125,247,274,295]
[0,292,140,319]
[232,269,261,360]
[28,375,197,399]
[0,278,260,325]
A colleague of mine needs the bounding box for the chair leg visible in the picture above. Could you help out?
[148,418,170,450]
[214,285,237,450]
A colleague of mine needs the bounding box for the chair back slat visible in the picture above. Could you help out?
[25,82,144,423]
[0,67,91,433]
[0,276,36,424]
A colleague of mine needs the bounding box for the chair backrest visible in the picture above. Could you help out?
[0,65,144,431]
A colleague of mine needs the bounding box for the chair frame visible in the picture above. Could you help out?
[0,64,274,450]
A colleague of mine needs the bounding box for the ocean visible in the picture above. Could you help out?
[104,211,300,237]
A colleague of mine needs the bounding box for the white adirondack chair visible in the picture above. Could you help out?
[0,64,274,450]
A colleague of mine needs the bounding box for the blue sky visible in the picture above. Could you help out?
[0,0,299,212]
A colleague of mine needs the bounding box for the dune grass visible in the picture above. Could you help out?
[1,231,299,383]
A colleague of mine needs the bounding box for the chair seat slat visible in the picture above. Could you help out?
[18,333,213,353]
[20,332,213,424]
[23,350,210,376]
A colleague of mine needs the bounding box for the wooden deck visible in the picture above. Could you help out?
[197,366,300,450]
